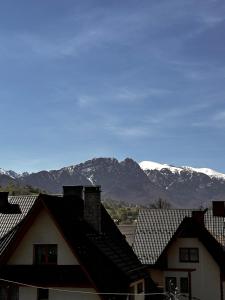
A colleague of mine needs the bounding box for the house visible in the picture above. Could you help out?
[0,186,158,300]
[132,203,225,300]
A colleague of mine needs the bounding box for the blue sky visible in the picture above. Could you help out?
[0,0,225,173]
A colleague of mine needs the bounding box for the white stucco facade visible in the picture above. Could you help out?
[6,208,102,300]
[164,237,221,300]
[8,209,79,265]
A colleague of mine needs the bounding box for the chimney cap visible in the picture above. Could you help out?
[212,201,225,217]
[0,192,9,208]
[192,209,207,226]
[84,186,101,193]
[63,186,84,197]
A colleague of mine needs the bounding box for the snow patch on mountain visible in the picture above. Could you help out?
[139,161,225,180]
[0,168,20,179]
[139,161,183,174]
[184,167,225,180]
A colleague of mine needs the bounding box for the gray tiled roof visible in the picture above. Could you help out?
[133,209,225,265]
[0,195,38,238]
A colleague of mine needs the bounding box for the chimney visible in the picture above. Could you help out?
[84,186,101,233]
[212,201,225,217]
[63,186,84,199]
[192,209,207,226]
[0,192,9,210]
[0,192,21,214]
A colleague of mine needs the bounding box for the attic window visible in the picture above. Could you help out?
[179,248,199,263]
[34,244,57,265]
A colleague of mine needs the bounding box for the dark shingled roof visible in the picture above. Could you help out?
[0,195,38,255]
[0,195,38,238]
[133,209,225,265]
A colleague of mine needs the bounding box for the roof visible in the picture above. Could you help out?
[0,195,38,238]
[0,195,38,255]
[0,193,155,296]
[117,225,136,246]
[133,209,225,265]
[156,216,225,274]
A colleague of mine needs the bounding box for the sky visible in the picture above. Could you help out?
[0,0,225,173]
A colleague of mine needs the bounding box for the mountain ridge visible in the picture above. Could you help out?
[1,157,225,207]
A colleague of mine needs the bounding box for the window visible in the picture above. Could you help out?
[37,288,49,300]
[179,248,199,262]
[34,244,57,265]
[0,287,7,300]
[180,277,189,293]
[128,285,135,300]
[137,282,144,294]
[0,286,18,300]
[165,277,177,292]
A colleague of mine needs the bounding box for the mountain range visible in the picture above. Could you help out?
[1,158,225,208]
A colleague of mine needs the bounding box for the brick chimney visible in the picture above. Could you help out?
[84,186,101,233]
[0,192,9,210]
[192,209,207,226]
[212,201,225,217]
[0,192,21,214]
[63,186,83,198]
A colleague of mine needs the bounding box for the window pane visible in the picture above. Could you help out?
[179,248,199,263]
[0,287,7,300]
[0,286,19,300]
[37,288,49,300]
[34,245,46,264]
[190,248,199,262]
[179,248,189,262]
[129,285,135,300]
[47,245,57,264]
[180,277,189,293]
[137,282,143,294]
[34,245,57,265]
[165,277,177,292]
[10,286,19,300]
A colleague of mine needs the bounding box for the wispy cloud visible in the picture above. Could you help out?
[192,109,225,129]
[116,87,171,101]
[108,125,150,138]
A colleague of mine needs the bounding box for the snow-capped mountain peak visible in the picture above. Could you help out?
[0,168,19,179]
[183,166,225,180]
[139,161,183,174]
[0,168,8,175]
[139,161,225,180]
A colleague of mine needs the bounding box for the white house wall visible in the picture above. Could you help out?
[166,237,221,300]
[8,209,79,265]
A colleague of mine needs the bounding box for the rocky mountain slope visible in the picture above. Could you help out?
[1,158,225,207]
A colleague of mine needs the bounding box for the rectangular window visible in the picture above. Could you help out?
[34,244,57,265]
[0,287,7,300]
[165,277,177,292]
[137,282,144,294]
[180,277,189,293]
[128,285,135,300]
[179,248,199,262]
[37,288,49,300]
[0,286,18,300]
[10,286,19,300]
